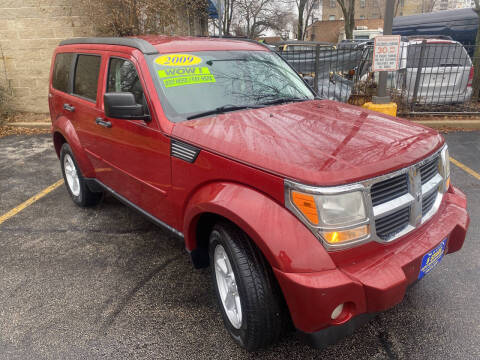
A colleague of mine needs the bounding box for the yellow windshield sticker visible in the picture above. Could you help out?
[158,67,215,87]
[158,66,211,78]
[155,54,202,66]
[163,74,216,88]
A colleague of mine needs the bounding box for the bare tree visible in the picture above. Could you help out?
[337,0,355,40]
[222,0,237,35]
[235,0,288,38]
[472,0,480,101]
[79,0,207,36]
[295,0,319,40]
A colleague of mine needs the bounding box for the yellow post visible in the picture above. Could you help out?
[362,102,398,117]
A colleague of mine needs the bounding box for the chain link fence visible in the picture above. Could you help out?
[275,40,480,116]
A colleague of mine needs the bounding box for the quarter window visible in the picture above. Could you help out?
[73,54,101,101]
[107,58,146,107]
[52,53,74,93]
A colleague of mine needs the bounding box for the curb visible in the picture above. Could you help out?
[411,120,480,130]
[6,122,51,129]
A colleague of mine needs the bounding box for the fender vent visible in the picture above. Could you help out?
[171,139,200,163]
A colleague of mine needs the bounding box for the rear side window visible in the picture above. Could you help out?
[73,54,101,101]
[52,53,74,93]
[407,43,471,68]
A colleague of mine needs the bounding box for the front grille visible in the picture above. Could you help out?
[422,191,437,215]
[370,173,409,207]
[375,207,410,240]
[369,152,444,243]
[420,157,439,185]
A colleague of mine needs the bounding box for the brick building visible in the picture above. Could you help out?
[305,18,383,43]
[0,1,206,113]
[322,0,386,21]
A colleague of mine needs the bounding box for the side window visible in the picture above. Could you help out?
[52,53,74,93]
[73,54,101,101]
[107,58,148,110]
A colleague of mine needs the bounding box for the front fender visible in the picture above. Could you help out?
[184,182,336,273]
[53,116,95,178]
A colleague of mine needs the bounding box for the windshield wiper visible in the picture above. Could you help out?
[186,104,263,120]
[257,97,310,106]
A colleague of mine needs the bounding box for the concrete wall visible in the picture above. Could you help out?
[0,1,207,114]
[0,0,95,113]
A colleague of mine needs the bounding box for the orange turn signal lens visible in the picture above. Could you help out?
[291,191,318,225]
[322,225,369,244]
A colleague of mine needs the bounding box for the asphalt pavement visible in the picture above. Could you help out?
[0,132,478,360]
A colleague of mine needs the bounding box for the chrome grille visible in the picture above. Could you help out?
[420,157,439,185]
[375,207,410,240]
[367,149,446,243]
[422,191,437,215]
[370,173,408,207]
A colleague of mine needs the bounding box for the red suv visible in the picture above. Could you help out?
[49,36,469,350]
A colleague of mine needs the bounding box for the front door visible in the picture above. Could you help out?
[88,53,173,224]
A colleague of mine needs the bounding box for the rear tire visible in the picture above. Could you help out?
[209,222,287,351]
[60,143,102,207]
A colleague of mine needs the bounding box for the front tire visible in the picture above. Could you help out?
[60,143,102,207]
[209,222,287,351]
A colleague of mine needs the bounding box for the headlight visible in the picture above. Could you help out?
[440,145,450,191]
[286,181,370,250]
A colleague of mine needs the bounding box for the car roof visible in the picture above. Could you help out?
[59,36,269,54]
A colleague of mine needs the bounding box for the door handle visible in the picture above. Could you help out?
[63,103,75,112]
[95,117,112,128]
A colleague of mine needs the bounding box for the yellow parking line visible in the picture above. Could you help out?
[0,179,64,226]
[450,157,480,181]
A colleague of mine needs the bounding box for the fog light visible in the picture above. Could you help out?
[331,303,344,320]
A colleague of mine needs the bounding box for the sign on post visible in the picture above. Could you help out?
[372,35,401,72]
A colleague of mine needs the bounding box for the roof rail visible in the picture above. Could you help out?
[406,35,454,41]
[59,37,159,55]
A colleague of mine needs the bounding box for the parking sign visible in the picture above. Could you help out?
[372,35,401,72]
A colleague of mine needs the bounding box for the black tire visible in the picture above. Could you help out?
[60,143,102,207]
[209,222,288,351]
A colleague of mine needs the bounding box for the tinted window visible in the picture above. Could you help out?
[73,55,101,101]
[107,58,145,106]
[407,43,471,68]
[52,53,74,92]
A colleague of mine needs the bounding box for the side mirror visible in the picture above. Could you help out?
[104,92,150,121]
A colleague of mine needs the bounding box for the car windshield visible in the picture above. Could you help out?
[150,50,314,122]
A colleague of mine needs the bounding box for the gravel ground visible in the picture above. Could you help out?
[0,132,478,360]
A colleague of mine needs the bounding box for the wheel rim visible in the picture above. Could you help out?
[214,244,242,329]
[63,154,80,197]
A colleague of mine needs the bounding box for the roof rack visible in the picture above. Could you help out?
[59,37,159,55]
[406,35,454,41]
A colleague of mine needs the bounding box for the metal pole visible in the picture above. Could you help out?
[314,44,320,94]
[373,0,395,104]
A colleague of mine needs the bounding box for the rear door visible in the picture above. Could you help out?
[65,51,106,170]
[49,52,76,121]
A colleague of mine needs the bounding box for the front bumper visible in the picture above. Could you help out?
[274,186,469,344]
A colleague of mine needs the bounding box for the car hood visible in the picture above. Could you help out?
[172,100,444,186]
